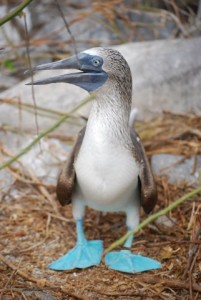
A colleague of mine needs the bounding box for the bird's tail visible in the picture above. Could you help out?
[129,108,138,128]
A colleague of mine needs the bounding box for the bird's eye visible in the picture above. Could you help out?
[92,58,101,67]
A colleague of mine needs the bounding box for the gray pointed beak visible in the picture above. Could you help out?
[26,55,82,85]
[26,53,108,92]
[29,55,81,72]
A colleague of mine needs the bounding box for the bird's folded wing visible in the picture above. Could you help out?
[56,127,86,206]
[130,128,157,214]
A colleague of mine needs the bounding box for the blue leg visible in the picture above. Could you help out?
[105,229,161,273]
[49,220,103,270]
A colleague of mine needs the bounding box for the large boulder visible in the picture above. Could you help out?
[116,37,201,119]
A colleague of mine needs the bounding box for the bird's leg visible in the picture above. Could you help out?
[105,203,161,273]
[49,219,103,270]
[123,228,133,248]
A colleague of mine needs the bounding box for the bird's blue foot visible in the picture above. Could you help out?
[105,229,161,273]
[49,219,103,270]
[49,239,103,270]
[105,249,161,273]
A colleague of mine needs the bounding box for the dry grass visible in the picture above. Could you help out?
[0,111,201,300]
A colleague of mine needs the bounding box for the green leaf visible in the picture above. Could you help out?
[2,59,15,70]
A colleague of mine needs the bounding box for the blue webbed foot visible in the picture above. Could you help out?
[105,250,161,273]
[49,220,103,270]
[49,239,103,270]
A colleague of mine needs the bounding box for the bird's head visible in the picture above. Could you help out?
[27,47,132,93]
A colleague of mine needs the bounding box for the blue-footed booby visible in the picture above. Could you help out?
[28,47,161,273]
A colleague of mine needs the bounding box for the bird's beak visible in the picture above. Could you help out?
[26,53,108,92]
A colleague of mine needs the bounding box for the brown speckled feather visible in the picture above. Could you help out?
[130,128,157,214]
[56,127,86,206]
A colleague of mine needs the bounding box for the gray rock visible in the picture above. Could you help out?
[19,137,69,184]
[23,290,56,300]
[0,169,13,198]
[0,1,182,61]
[0,69,88,131]
[0,74,19,91]
[151,154,201,184]
[31,5,178,54]
[155,215,177,228]
[125,9,177,41]
[33,12,120,54]
[115,37,201,120]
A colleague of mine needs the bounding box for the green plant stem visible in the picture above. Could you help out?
[0,0,33,26]
[0,98,68,117]
[0,98,79,121]
[104,186,201,255]
[0,95,93,171]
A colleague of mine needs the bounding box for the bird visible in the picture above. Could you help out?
[28,47,161,273]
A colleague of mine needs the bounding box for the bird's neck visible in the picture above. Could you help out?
[86,81,132,145]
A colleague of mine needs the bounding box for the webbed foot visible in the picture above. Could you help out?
[105,250,161,273]
[49,240,103,270]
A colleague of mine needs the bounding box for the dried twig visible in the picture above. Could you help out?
[0,254,46,286]
[60,287,89,300]
[0,258,22,300]
[135,275,201,293]
[26,166,59,213]
[54,0,78,56]
[186,204,201,300]
[0,254,89,299]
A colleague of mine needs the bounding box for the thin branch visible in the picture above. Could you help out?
[54,0,78,56]
[0,258,22,300]
[0,0,34,26]
[0,255,89,299]
[0,253,46,286]
[104,186,201,254]
[93,273,201,294]
[135,275,201,293]
[23,13,40,137]
[0,95,93,171]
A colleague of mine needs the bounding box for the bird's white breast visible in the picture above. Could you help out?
[74,125,140,212]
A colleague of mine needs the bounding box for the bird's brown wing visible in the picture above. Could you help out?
[56,127,86,206]
[130,128,157,214]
